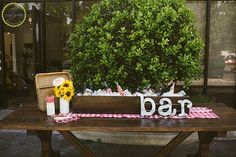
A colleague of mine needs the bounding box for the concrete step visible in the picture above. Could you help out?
[73,131,199,146]
[73,131,236,146]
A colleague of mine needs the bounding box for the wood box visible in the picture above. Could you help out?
[72,96,190,114]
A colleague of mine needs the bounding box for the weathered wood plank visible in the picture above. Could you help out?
[72,96,189,114]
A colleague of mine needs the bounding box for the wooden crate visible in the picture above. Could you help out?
[35,72,71,111]
[72,96,189,114]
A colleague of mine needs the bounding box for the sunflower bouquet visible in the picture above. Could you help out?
[53,78,74,102]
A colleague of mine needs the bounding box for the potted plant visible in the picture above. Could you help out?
[67,0,203,93]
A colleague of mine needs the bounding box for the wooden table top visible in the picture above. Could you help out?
[0,103,236,132]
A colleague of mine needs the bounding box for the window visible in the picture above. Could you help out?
[186,1,207,86]
[209,1,236,83]
[45,2,73,72]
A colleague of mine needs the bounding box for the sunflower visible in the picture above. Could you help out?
[61,80,71,88]
[63,87,74,101]
[53,79,74,102]
[54,86,61,97]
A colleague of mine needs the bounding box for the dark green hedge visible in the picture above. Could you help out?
[67,0,203,91]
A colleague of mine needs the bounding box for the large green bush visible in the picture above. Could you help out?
[67,0,204,92]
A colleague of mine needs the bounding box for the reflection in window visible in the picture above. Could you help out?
[186,1,206,43]
[209,1,236,81]
[186,1,206,82]
[45,2,72,72]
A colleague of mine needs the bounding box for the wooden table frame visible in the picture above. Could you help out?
[1,103,236,157]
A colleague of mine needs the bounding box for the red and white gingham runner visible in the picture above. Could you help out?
[53,107,219,123]
[53,113,80,124]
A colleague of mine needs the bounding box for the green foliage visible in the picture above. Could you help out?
[67,0,204,91]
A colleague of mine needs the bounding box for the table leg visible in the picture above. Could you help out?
[36,130,60,157]
[154,131,194,157]
[189,131,217,157]
[58,130,96,157]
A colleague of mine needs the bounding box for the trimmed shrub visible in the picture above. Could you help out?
[67,0,204,92]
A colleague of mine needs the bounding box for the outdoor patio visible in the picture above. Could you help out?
[0,1,235,157]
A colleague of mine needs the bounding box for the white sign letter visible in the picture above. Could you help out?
[158,98,177,116]
[178,99,192,117]
[140,95,156,116]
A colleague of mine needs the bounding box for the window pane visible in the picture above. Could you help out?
[45,2,72,72]
[186,1,206,43]
[209,1,236,83]
[186,1,206,85]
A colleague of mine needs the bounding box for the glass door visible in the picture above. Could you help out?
[1,2,41,109]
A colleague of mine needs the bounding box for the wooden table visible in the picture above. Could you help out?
[0,103,236,157]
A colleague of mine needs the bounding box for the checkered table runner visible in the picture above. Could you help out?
[53,107,219,124]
